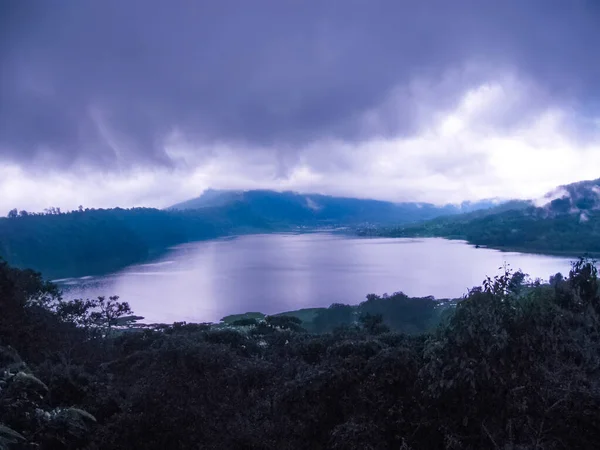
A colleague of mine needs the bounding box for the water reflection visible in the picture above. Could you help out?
[58,234,573,323]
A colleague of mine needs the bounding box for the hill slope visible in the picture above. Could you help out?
[0,204,273,279]
[377,178,600,255]
[170,189,500,226]
[1,190,501,278]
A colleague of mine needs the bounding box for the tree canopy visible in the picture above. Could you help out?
[2,258,600,448]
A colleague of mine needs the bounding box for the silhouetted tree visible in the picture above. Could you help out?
[3,258,600,449]
[358,313,389,334]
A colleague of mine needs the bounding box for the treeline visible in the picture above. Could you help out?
[373,206,600,255]
[2,258,600,448]
[222,292,454,335]
[0,205,273,278]
[7,206,77,217]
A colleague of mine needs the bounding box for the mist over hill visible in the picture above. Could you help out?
[376,178,600,255]
[5,179,600,279]
[169,189,501,226]
[0,190,499,279]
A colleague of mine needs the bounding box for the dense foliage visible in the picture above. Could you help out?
[374,205,600,255]
[0,205,272,278]
[223,293,450,335]
[308,293,446,334]
[372,179,600,255]
[2,257,600,449]
[0,190,498,279]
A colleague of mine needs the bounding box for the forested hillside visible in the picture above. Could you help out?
[170,189,498,225]
[378,207,600,255]
[374,178,600,255]
[2,258,600,449]
[0,190,498,279]
[0,205,273,278]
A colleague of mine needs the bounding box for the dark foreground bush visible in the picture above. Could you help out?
[2,258,600,449]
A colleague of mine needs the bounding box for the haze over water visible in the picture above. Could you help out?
[57,234,573,324]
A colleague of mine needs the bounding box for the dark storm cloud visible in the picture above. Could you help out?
[1,0,599,168]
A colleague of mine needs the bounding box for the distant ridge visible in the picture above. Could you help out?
[377,177,600,255]
[170,189,245,209]
[0,188,504,278]
[532,178,600,216]
[169,189,501,226]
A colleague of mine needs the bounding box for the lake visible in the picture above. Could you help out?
[56,233,573,324]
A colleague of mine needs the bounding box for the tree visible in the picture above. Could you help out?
[43,206,61,215]
[358,313,389,334]
[56,295,137,336]
[7,209,17,218]
[549,272,564,287]
[568,256,599,312]
[358,292,439,334]
[55,298,98,328]
[231,318,259,327]
[313,303,355,332]
[90,295,135,335]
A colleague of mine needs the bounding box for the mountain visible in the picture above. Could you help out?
[170,189,246,209]
[534,178,600,219]
[169,189,500,226]
[377,178,600,255]
[0,190,498,279]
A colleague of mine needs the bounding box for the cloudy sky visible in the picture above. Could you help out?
[1,0,600,212]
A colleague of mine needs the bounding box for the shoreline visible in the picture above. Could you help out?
[375,232,596,260]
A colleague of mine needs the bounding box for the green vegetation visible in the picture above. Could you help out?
[0,204,274,278]
[274,307,325,325]
[373,178,600,255]
[2,257,600,448]
[0,190,498,279]
[374,205,600,255]
[220,312,266,325]
[169,189,497,226]
[228,294,451,335]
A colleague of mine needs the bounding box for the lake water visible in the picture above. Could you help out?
[56,233,573,324]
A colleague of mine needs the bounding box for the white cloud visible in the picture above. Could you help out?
[1,73,599,213]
